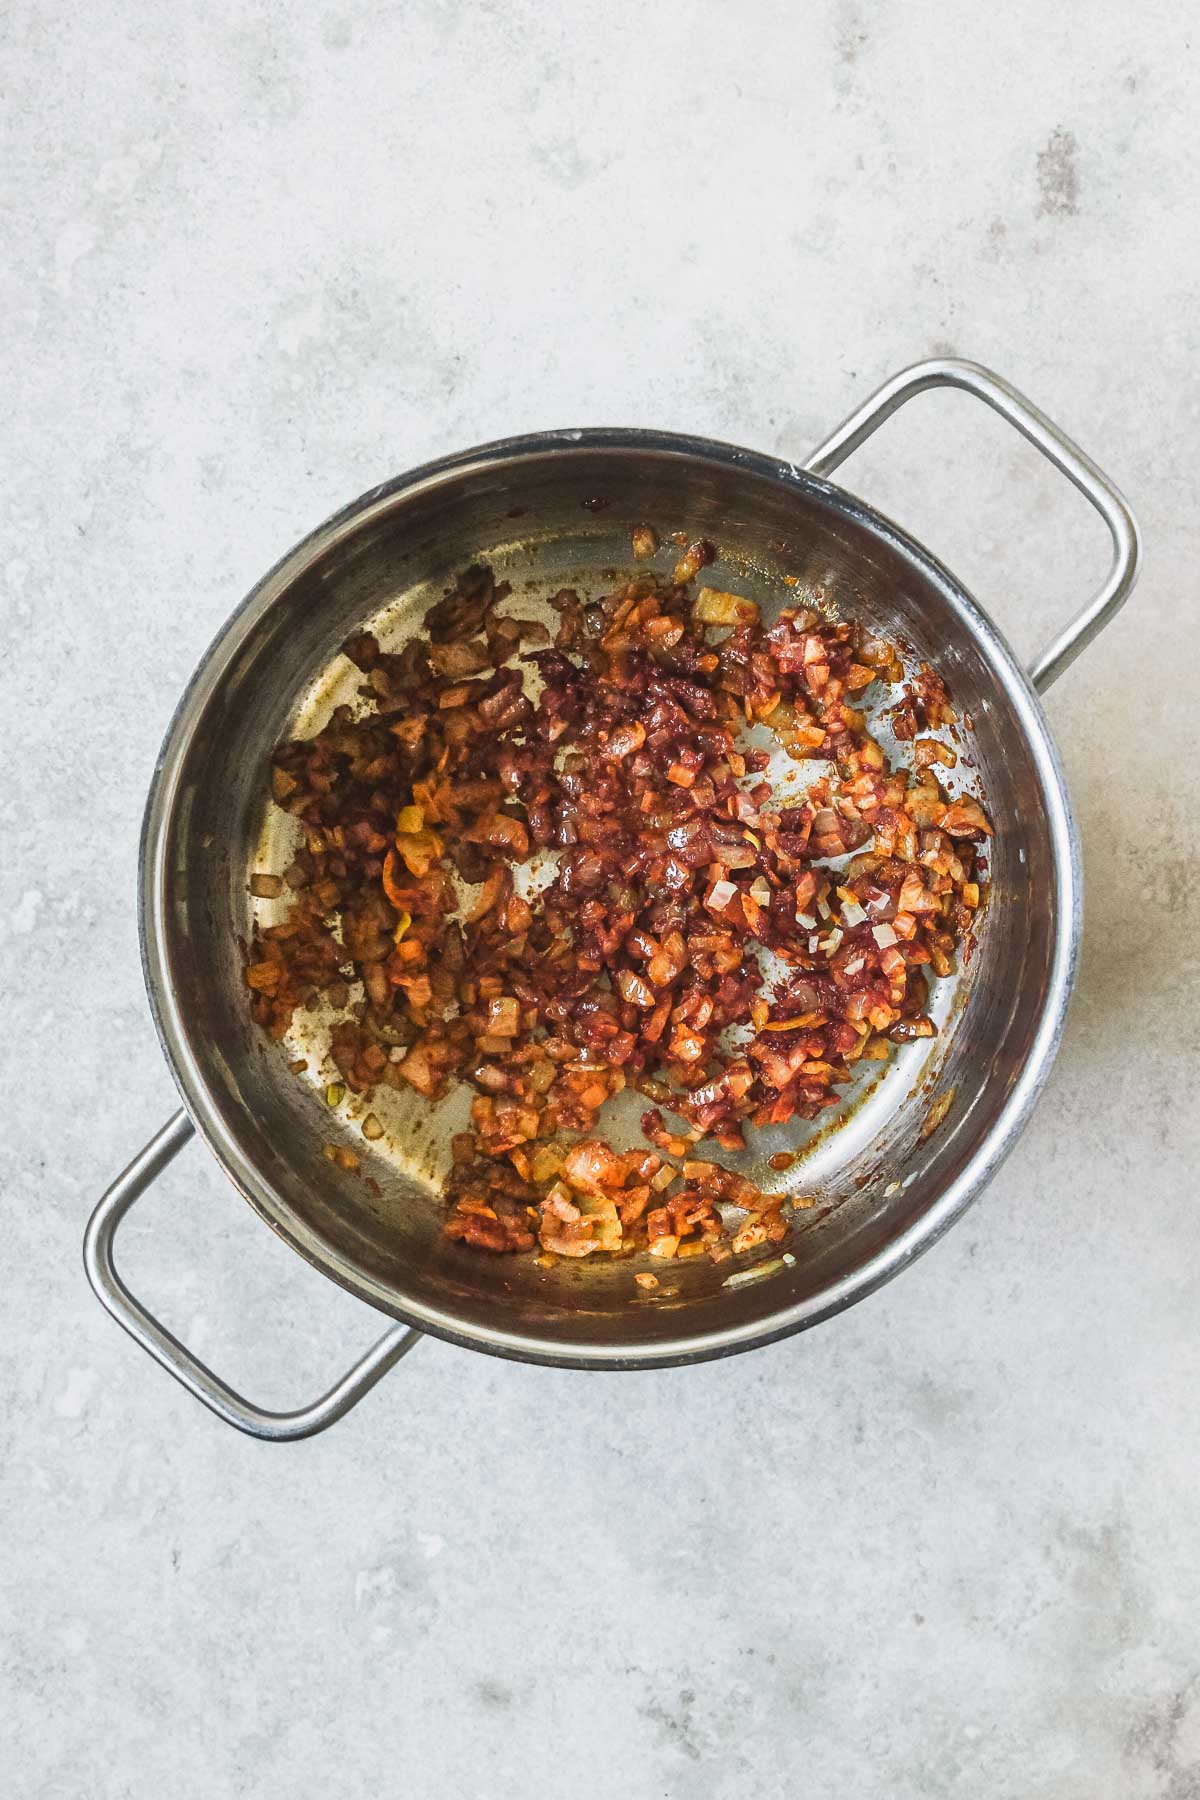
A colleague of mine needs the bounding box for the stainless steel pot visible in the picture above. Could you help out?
[84,359,1139,1438]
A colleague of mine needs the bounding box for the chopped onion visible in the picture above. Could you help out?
[486,996,520,1036]
[694,586,760,626]
[723,1257,786,1287]
[253,550,987,1272]
[672,539,713,584]
[616,967,655,1009]
[607,721,646,759]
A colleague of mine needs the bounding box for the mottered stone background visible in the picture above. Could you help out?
[2,2,1197,1795]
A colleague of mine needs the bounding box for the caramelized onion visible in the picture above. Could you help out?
[248,551,988,1265]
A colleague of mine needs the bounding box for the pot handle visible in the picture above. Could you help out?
[83,1111,422,1441]
[804,357,1141,692]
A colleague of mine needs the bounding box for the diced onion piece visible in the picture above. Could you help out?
[465,868,505,924]
[694,587,760,626]
[530,1145,564,1184]
[543,1182,581,1219]
[723,1256,786,1288]
[396,827,443,877]
[840,898,867,926]
[607,721,646,759]
[616,967,656,1009]
[938,798,993,837]
[397,1044,437,1096]
[706,878,737,912]
[576,1195,623,1250]
[563,1139,628,1193]
[673,540,713,584]
[872,922,898,948]
[485,996,520,1036]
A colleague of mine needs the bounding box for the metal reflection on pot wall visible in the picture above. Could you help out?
[83,359,1140,1436]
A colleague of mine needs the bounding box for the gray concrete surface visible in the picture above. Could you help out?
[3,2,1198,1795]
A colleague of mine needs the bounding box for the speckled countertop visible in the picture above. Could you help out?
[3,4,1198,1796]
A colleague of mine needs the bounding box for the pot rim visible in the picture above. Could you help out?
[138,426,1080,1369]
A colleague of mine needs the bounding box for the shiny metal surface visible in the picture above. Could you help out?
[83,1111,421,1440]
[805,358,1142,692]
[86,359,1139,1418]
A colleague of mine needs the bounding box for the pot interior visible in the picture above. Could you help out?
[142,435,1075,1364]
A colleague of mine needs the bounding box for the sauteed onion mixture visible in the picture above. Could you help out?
[245,533,989,1268]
